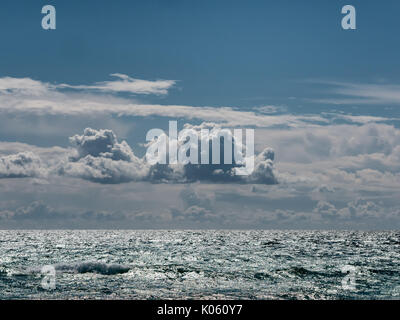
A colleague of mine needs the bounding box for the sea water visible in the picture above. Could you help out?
[0,230,399,299]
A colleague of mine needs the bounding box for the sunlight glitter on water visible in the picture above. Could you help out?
[0,230,399,299]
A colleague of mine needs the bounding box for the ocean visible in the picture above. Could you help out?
[0,230,399,299]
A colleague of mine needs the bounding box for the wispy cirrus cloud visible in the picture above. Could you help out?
[59,73,177,95]
[308,80,400,105]
[0,77,50,96]
[0,76,396,128]
[0,74,176,96]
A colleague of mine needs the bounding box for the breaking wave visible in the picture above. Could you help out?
[24,261,131,276]
[56,261,131,275]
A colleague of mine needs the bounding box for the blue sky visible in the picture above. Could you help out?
[0,1,400,229]
[1,0,400,112]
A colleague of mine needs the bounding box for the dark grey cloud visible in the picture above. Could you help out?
[0,122,279,185]
[0,201,58,220]
[173,205,216,222]
[313,198,386,220]
[1,121,399,229]
[177,147,276,184]
[80,209,127,221]
[60,127,278,185]
[167,187,220,224]
[180,187,212,209]
[146,124,278,184]
[0,200,135,229]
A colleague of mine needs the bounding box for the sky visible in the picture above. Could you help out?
[0,0,400,229]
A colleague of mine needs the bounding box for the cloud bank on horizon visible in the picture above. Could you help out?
[0,74,399,229]
[0,126,277,185]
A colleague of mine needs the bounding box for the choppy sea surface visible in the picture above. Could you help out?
[0,230,399,300]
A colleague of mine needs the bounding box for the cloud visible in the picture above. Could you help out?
[0,74,176,96]
[69,128,137,162]
[313,198,384,220]
[1,76,395,128]
[145,124,278,184]
[176,205,216,221]
[59,73,176,95]
[1,121,399,197]
[60,156,146,184]
[6,121,400,191]
[0,200,129,227]
[0,128,152,184]
[167,187,218,223]
[1,75,400,228]
[339,198,384,219]
[12,201,58,220]
[80,209,127,221]
[0,201,65,221]
[256,123,400,163]
[0,152,44,178]
[0,141,67,159]
[57,127,278,184]
[0,77,50,96]
[308,80,400,105]
[313,201,338,217]
[180,187,213,210]
[252,105,287,114]
[59,128,148,184]
[247,148,276,184]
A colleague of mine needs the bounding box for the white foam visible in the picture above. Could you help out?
[57,261,130,275]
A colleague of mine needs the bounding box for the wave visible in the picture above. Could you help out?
[254,272,271,280]
[56,261,131,275]
[22,261,131,276]
[369,268,400,276]
[286,266,338,278]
